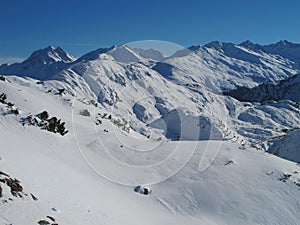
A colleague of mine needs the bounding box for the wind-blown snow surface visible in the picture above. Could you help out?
[1,40,300,224]
[0,75,299,225]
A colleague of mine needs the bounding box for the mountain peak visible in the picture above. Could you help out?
[238,40,263,52]
[187,45,202,52]
[263,40,300,50]
[261,40,300,64]
[0,46,76,80]
[24,45,76,65]
[239,40,254,48]
[77,45,116,61]
[78,45,144,63]
[45,45,55,50]
[276,40,293,47]
[204,41,224,51]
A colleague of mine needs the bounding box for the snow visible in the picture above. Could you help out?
[268,129,300,163]
[0,46,76,80]
[1,40,300,224]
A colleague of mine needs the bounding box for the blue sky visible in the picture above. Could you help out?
[1,0,300,63]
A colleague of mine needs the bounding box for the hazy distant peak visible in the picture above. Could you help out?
[132,47,165,61]
[77,46,115,61]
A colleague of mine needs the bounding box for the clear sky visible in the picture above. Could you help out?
[1,0,300,63]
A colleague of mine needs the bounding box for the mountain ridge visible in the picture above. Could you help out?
[1,40,300,224]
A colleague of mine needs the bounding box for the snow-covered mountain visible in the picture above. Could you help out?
[262,40,300,65]
[0,46,76,80]
[1,41,300,225]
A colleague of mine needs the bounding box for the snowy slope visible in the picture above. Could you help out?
[161,40,299,92]
[268,129,300,163]
[51,44,300,144]
[1,40,300,224]
[50,47,228,141]
[0,75,300,225]
[262,40,300,65]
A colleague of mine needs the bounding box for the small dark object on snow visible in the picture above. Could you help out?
[0,171,9,177]
[134,186,151,195]
[57,88,65,95]
[39,111,49,120]
[0,76,5,81]
[0,185,2,198]
[0,93,7,104]
[10,108,19,115]
[95,119,102,125]
[6,102,14,107]
[46,216,55,222]
[31,193,38,201]
[281,128,289,133]
[37,220,50,225]
[225,160,234,166]
[48,117,58,133]
[80,109,91,117]
[36,81,44,85]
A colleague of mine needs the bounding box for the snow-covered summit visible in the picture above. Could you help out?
[0,46,76,80]
[238,40,264,52]
[262,40,300,65]
[26,45,76,64]
[77,46,116,61]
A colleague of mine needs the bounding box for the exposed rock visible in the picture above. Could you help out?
[134,186,151,195]
[31,193,38,201]
[46,216,55,222]
[39,111,49,120]
[57,88,65,95]
[80,109,91,117]
[37,220,50,225]
[0,93,7,104]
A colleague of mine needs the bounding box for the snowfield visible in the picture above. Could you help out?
[0,40,300,225]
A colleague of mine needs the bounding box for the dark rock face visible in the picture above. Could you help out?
[224,73,300,103]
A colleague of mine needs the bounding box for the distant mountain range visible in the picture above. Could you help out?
[1,40,300,89]
[0,40,300,144]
